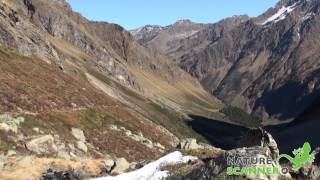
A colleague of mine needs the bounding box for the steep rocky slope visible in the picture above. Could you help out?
[131,19,208,55]
[133,0,320,124]
[0,0,222,114]
[0,0,228,177]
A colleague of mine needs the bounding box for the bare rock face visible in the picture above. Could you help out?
[133,0,320,124]
[131,19,208,55]
[179,138,203,150]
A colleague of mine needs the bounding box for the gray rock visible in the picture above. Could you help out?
[26,135,57,155]
[142,139,153,149]
[13,116,24,125]
[69,152,78,160]
[179,138,202,150]
[57,151,71,160]
[68,143,75,151]
[71,128,86,142]
[33,127,40,133]
[0,122,18,133]
[103,159,115,173]
[0,114,13,122]
[42,168,87,180]
[0,114,25,133]
[112,158,130,175]
[76,141,88,153]
[154,142,165,150]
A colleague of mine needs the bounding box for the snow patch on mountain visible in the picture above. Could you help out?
[262,3,298,25]
[92,151,197,180]
[302,12,315,21]
[130,25,164,36]
[174,30,200,38]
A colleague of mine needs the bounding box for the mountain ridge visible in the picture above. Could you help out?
[132,0,320,125]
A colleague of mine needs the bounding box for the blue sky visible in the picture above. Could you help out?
[66,0,278,30]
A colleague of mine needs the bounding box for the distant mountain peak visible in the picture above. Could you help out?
[174,19,194,25]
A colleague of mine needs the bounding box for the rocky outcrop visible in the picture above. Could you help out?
[71,128,86,143]
[76,141,87,153]
[179,138,203,150]
[25,135,57,155]
[0,114,24,134]
[103,159,115,174]
[112,157,130,175]
[109,125,166,152]
[131,19,208,55]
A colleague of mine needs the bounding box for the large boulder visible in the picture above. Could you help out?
[57,151,71,160]
[71,128,86,142]
[112,158,130,175]
[0,114,24,134]
[76,141,88,153]
[179,138,203,150]
[102,159,115,174]
[0,122,18,133]
[26,135,57,155]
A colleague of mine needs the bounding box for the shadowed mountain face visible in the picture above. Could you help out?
[132,0,320,125]
[266,94,320,153]
[188,113,320,154]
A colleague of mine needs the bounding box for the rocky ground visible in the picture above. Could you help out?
[1,119,319,180]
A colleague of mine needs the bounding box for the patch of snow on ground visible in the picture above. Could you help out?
[302,12,315,21]
[262,3,298,25]
[92,151,197,180]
